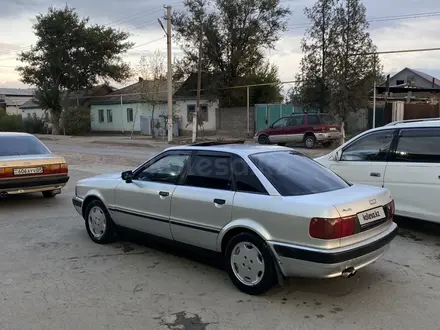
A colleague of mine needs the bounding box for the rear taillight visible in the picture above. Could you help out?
[309,216,356,239]
[388,200,395,219]
[0,167,13,178]
[44,163,68,175]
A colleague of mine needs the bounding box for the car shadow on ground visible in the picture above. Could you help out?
[114,227,396,301]
[394,216,440,238]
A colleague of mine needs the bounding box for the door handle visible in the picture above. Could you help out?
[159,191,170,197]
[213,198,226,205]
[370,172,381,177]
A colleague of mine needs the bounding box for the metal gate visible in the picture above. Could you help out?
[255,104,294,132]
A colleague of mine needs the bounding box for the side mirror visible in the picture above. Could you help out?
[121,170,133,183]
[334,150,342,161]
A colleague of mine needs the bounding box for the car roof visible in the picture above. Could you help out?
[0,132,33,137]
[165,143,290,156]
[381,118,440,129]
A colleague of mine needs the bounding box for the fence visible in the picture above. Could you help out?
[216,107,255,136]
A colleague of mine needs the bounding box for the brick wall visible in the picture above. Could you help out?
[216,107,255,136]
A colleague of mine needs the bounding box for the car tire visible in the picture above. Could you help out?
[304,135,316,149]
[224,232,277,295]
[258,135,270,145]
[42,190,57,198]
[85,199,116,244]
[277,142,286,146]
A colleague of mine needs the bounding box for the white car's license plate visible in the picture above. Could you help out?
[329,127,337,131]
[357,207,386,225]
[13,167,44,176]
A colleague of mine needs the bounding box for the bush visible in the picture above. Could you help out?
[0,111,48,134]
[23,113,47,134]
[0,112,24,131]
[61,106,91,135]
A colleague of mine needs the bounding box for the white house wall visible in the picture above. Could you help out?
[176,99,218,131]
[91,102,168,132]
[5,96,33,115]
[20,108,47,119]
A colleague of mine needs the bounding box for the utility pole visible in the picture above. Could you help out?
[161,6,173,143]
[192,24,203,143]
[372,53,377,128]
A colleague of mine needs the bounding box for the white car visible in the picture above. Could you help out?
[315,118,440,223]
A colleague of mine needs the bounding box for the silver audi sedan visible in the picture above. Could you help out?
[72,143,398,295]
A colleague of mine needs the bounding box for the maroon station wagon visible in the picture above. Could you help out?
[254,113,342,149]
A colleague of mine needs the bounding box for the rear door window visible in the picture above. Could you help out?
[0,135,50,157]
[184,153,233,191]
[393,128,440,163]
[249,151,349,196]
[232,156,267,194]
[288,115,305,126]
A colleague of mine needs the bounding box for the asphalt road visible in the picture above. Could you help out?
[1,157,440,329]
[45,142,158,160]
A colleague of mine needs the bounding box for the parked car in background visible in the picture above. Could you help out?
[73,142,397,295]
[0,132,69,198]
[254,113,342,148]
[315,118,440,224]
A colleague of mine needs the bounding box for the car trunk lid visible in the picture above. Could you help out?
[0,154,68,179]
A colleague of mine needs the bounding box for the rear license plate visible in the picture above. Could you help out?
[357,207,386,225]
[13,167,44,176]
[329,127,337,131]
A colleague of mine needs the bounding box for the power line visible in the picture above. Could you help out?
[352,47,440,56]
[287,11,440,30]
[0,5,173,60]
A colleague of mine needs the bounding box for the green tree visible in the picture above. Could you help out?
[293,0,382,120]
[331,0,382,121]
[17,6,133,134]
[138,50,167,139]
[172,0,290,107]
[293,0,339,112]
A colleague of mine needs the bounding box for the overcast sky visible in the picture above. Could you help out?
[1,0,440,95]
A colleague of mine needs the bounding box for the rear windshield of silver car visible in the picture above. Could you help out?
[0,136,51,157]
[249,150,349,196]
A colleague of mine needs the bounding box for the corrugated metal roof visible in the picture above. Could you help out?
[90,79,180,105]
[19,98,40,109]
[0,88,35,96]
[409,68,440,87]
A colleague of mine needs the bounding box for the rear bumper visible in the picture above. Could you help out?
[72,196,83,216]
[0,175,69,195]
[269,222,398,278]
[315,131,341,142]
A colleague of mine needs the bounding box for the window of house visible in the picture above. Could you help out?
[187,104,196,122]
[187,104,208,122]
[107,109,113,123]
[127,108,134,122]
[98,109,104,123]
[396,79,405,85]
[394,128,440,163]
[184,154,232,191]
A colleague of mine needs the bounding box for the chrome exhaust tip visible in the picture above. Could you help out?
[0,192,9,199]
[342,267,356,279]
